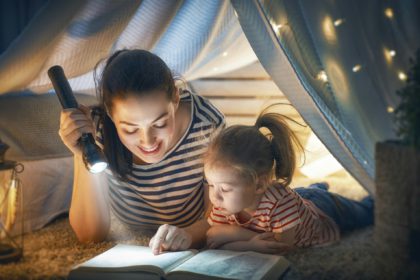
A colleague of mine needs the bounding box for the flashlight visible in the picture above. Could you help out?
[48,65,107,173]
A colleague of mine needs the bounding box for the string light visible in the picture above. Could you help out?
[322,16,337,43]
[352,64,362,72]
[387,106,394,113]
[333,18,345,27]
[384,8,394,19]
[270,20,286,36]
[222,52,228,57]
[317,71,328,82]
[213,67,219,72]
[398,71,407,81]
[384,48,396,63]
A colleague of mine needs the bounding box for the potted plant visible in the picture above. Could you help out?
[374,49,420,278]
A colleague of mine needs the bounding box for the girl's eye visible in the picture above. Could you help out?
[221,188,231,193]
[207,184,214,188]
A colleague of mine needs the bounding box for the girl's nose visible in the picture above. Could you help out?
[212,189,223,204]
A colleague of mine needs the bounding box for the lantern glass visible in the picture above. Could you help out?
[0,161,24,264]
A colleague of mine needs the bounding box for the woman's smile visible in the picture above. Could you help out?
[138,141,162,155]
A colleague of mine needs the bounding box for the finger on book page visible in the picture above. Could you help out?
[152,224,170,255]
[162,226,179,250]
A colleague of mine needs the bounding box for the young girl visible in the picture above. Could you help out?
[59,49,224,254]
[204,111,373,254]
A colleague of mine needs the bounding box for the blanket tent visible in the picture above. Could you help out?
[0,0,419,233]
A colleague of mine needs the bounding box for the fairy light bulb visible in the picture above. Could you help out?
[384,8,394,19]
[352,65,362,72]
[384,48,396,63]
[398,71,407,81]
[333,18,344,27]
[317,71,328,82]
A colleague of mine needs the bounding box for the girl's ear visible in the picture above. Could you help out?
[255,175,270,194]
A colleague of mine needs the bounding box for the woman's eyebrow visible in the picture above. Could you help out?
[119,112,169,126]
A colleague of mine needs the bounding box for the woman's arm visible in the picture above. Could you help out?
[149,183,211,254]
[69,155,110,243]
[60,106,110,243]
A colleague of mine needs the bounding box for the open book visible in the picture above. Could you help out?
[68,244,290,280]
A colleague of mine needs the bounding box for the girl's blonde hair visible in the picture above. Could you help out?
[205,111,303,188]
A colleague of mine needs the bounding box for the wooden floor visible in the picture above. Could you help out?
[190,61,368,199]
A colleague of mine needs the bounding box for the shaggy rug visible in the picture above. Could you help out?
[0,213,379,280]
[1,172,383,279]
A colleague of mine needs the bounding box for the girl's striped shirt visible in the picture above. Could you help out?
[98,90,224,229]
[208,183,340,247]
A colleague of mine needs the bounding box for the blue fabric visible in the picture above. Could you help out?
[294,183,374,232]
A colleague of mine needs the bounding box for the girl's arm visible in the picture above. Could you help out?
[217,227,297,254]
[69,155,110,243]
[206,225,259,249]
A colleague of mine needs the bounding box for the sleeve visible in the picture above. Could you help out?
[207,207,230,226]
[196,94,226,130]
[270,197,302,233]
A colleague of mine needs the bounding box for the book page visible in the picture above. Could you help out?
[75,244,196,275]
[168,249,286,280]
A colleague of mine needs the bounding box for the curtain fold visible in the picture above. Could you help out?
[231,0,420,193]
[0,0,257,95]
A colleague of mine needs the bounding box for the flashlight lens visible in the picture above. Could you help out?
[89,162,108,173]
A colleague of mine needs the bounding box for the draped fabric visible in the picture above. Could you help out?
[0,0,258,233]
[0,0,257,95]
[1,0,418,212]
[231,0,420,193]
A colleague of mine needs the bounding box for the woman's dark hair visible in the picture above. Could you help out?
[94,49,176,180]
[205,111,304,188]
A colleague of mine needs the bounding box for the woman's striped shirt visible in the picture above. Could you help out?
[208,183,340,247]
[99,91,224,229]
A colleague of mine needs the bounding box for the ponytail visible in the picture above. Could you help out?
[205,110,303,188]
[255,112,304,187]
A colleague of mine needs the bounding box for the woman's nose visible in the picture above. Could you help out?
[140,129,155,146]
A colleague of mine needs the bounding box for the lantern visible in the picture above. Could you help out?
[0,139,24,263]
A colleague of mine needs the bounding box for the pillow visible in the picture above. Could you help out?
[0,91,98,233]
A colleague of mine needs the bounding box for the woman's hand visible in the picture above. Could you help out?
[149,224,192,255]
[206,225,256,249]
[59,105,94,156]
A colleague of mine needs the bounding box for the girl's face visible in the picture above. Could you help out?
[110,91,179,164]
[205,164,263,215]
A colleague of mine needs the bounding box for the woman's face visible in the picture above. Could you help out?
[110,91,178,164]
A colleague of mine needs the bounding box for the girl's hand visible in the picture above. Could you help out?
[206,225,256,249]
[247,232,292,254]
[59,105,94,156]
[149,224,192,255]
